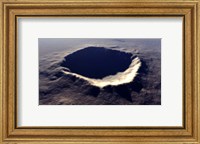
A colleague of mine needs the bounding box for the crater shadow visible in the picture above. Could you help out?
[61,47,133,79]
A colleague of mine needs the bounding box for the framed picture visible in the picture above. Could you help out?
[0,0,199,143]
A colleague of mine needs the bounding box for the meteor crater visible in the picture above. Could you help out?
[60,46,141,88]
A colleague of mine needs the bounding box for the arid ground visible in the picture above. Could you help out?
[39,38,161,105]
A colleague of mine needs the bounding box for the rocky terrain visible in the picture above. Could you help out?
[39,39,161,105]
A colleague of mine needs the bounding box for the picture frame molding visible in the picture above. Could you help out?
[0,0,199,143]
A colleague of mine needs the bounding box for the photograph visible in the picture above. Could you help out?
[39,38,161,105]
[2,0,200,142]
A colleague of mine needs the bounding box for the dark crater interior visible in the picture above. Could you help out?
[61,47,133,79]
